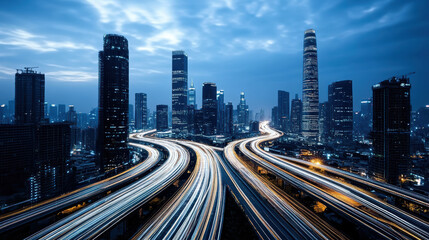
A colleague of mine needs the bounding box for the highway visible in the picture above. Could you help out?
[25,133,190,239]
[238,121,429,239]
[223,139,346,240]
[132,141,224,240]
[0,131,161,234]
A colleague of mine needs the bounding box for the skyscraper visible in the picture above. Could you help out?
[156,105,168,131]
[217,90,225,134]
[319,101,331,143]
[58,104,66,122]
[15,68,45,124]
[271,106,278,127]
[302,29,319,141]
[188,79,196,109]
[97,34,129,171]
[225,102,234,136]
[278,90,290,131]
[49,104,58,123]
[328,80,353,143]
[172,50,188,135]
[290,94,302,134]
[237,92,249,132]
[370,76,411,184]
[202,82,217,135]
[135,93,147,130]
[128,104,134,125]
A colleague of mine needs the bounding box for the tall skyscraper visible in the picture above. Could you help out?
[278,90,290,131]
[172,50,188,135]
[15,68,45,124]
[225,102,234,136]
[67,105,77,125]
[271,106,278,127]
[302,29,319,141]
[328,80,353,143]
[290,94,302,134]
[58,104,66,122]
[217,90,225,134]
[237,92,249,131]
[188,79,196,108]
[97,34,129,171]
[319,101,331,143]
[370,76,411,184]
[135,93,147,130]
[49,104,58,123]
[202,82,217,135]
[156,105,168,131]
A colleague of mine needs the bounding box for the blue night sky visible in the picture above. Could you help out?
[0,0,428,114]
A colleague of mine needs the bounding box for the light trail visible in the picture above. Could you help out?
[132,141,224,240]
[25,133,189,239]
[0,130,160,234]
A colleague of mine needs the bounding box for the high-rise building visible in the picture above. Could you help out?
[271,106,278,127]
[355,98,373,138]
[188,79,196,109]
[135,93,147,130]
[8,100,15,123]
[0,104,6,124]
[15,68,45,124]
[290,94,302,134]
[156,105,168,131]
[302,29,319,141]
[67,105,77,125]
[328,80,353,143]
[97,34,129,171]
[217,90,225,134]
[370,76,411,184]
[237,92,249,132]
[58,104,66,122]
[225,102,234,136]
[44,102,48,119]
[319,101,331,143]
[278,90,290,131]
[187,105,195,134]
[49,104,58,123]
[202,83,217,135]
[172,50,188,135]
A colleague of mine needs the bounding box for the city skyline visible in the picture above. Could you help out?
[0,1,428,114]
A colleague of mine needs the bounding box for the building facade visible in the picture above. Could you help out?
[302,29,319,141]
[328,80,353,143]
[290,94,302,134]
[156,105,169,131]
[278,90,290,131]
[15,68,45,124]
[172,50,188,135]
[370,77,411,184]
[135,93,147,130]
[97,34,129,172]
[202,82,217,135]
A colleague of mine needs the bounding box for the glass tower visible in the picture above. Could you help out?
[202,82,217,135]
[172,50,188,135]
[135,93,147,130]
[97,34,129,172]
[302,29,319,141]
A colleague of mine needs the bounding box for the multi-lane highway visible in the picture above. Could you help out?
[25,133,190,239]
[236,121,429,239]
[0,131,161,234]
[132,141,224,240]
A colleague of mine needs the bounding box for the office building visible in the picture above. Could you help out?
[156,105,168,131]
[319,101,331,143]
[328,80,353,143]
[172,50,188,135]
[225,102,234,136]
[49,104,58,123]
[271,107,278,127]
[15,68,45,124]
[302,29,319,141]
[290,94,302,134]
[58,104,66,122]
[278,90,290,131]
[217,90,225,134]
[370,76,411,184]
[237,92,249,131]
[188,79,196,108]
[97,34,129,171]
[202,82,217,135]
[135,93,147,130]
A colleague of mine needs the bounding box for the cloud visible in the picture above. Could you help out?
[0,66,16,75]
[45,70,97,82]
[0,29,96,52]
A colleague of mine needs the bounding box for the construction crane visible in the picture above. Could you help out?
[16,67,39,74]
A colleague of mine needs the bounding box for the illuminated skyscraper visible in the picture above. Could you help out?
[328,80,353,143]
[302,29,319,141]
[172,50,188,135]
[237,92,249,131]
[156,105,168,131]
[278,90,289,131]
[135,93,147,130]
[97,34,129,171]
[290,94,302,134]
[188,79,196,108]
[217,90,225,134]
